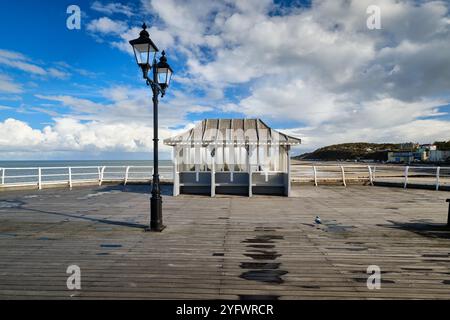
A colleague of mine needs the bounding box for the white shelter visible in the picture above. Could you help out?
[164,119,301,197]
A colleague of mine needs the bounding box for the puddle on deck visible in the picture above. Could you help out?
[239,228,288,285]
[240,270,288,284]
[322,220,355,233]
[240,262,281,269]
[0,201,22,209]
[78,191,122,200]
[353,277,396,284]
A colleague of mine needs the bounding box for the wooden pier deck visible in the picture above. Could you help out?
[0,185,449,299]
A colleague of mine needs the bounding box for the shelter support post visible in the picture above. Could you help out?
[211,148,216,197]
[248,146,253,197]
[285,146,291,196]
[173,146,180,196]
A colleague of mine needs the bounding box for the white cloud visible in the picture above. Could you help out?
[48,68,71,80]
[0,49,77,81]
[0,117,174,153]
[14,83,216,156]
[91,1,135,17]
[287,118,450,151]
[0,74,22,93]
[3,0,450,158]
[87,17,128,35]
[110,25,175,55]
[135,0,450,150]
[0,49,47,75]
[35,84,215,128]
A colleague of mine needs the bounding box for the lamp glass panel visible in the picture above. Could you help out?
[157,67,169,85]
[133,43,156,65]
[166,68,173,87]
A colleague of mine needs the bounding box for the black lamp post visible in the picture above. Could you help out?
[130,23,173,232]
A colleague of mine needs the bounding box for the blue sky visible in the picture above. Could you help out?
[0,0,449,160]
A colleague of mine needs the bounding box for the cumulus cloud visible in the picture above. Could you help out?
[0,117,175,154]
[134,0,450,150]
[87,17,128,35]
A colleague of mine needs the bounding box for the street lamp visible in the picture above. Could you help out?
[129,23,173,232]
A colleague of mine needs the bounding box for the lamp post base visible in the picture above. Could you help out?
[148,195,165,232]
[145,225,166,232]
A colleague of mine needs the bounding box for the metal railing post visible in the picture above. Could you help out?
[368,166,374,186]
[38,168,42,190]
[341,166,346,187]
[68,167,72,190]
[124,166,130,185]
[436,167,440,191]
[99,166,105,186]
[313,166,318,186]
[403,166,409,189]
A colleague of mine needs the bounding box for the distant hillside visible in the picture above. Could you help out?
[294,142,406,161]
[434,140,450,150]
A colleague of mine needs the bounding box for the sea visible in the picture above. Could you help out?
[0,160,173,168]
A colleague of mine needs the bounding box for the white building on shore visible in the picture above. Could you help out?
[430,150,450,162]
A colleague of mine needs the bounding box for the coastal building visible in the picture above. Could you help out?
[387,152,414,163]
[387,144,437,163]
[430,150,450,162]
[164,119,301,197]
[417,144,436,161]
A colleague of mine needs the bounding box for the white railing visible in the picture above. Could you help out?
[369,165,450,190]
[0,164,449,191]
[290,164,450,190]
[0,166,173,190]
